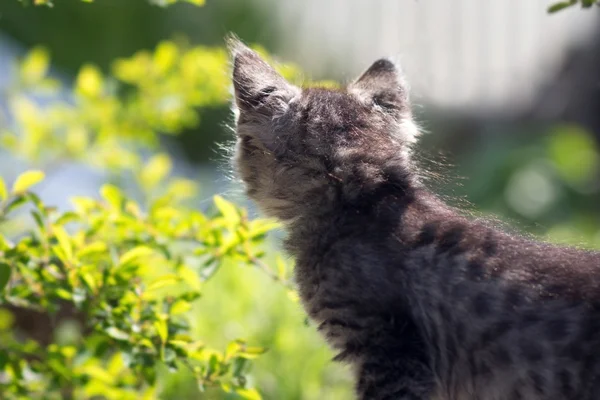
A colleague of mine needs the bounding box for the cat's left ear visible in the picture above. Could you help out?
[228,37,299,116]
[349,59,410,114]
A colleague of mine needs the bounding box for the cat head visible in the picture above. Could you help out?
[229,37,420,222]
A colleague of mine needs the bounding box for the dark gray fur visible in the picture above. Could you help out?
[228,37,600,400]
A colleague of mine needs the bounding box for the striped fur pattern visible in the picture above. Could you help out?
[228,37,600,400]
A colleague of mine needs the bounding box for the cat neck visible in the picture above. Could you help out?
[284,180,457,259]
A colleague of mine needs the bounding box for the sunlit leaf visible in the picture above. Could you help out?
[276,255,288,280]
[153,41,179,74]
[154,319,168,344]
[239,346,267,359]
[170,300,192,315]
[105,327,130,341]
[249,219,281,239]
[52,225,73,262]
[76,64,103,98]
[177,265,202,291]
[100,184,124,210]
[12,170,45,194]
[80,272,97,293]
[234,388,262,400]
[20,47,50,85]
[214,195,240,226]
[119,246,156,266]
[287,289,300,303]
[140,153,172,191]
[166,178,198,200]
[77,242,108,258]
[146,275,180,291]
[79,365,115,384]
[0,234,11,251]
[0,176,7,200]
[55,288,73,300]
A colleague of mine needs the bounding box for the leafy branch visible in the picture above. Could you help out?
[18,0,205,7]
[548,0,600,13]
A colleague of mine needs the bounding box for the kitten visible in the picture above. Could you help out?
[228,37,600,400]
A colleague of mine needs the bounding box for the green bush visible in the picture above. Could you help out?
[0,19,305,398]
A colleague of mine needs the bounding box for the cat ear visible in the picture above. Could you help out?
[349,58,410,113]
[228,37,299,115]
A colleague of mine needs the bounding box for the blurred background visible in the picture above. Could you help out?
[1,0,599,398]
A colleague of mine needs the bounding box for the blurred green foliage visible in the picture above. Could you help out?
[0,29,317,400]
[548,0,600,13]
[2,42,230,169]
[430,122,600,249]
[1,0,281,163]
[18,0,205,8]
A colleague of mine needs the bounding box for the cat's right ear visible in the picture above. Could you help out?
[349,58,410,114]
[227,36,299,117]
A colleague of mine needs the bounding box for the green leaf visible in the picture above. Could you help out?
[276,255,288,280]
[239,346,267,359]
[177,265,202,291]
[3,195,27,215]
[80,272,97,293]
[0,234,11,251]
[55,288,73,300]
[154,319,168,344]
[119,246,155,266]
[0,350,8,370]
[0,262,11,292]
[547,124,598,186]
[48,359,71,379]
[248,220,281,239]
[100,184,124,210]
[548,1,577,12]
[207,354,220,376]
[79,365,115,384]
[170,300,192,315]
[12,170,45,194]
[25,192,45,213]
[214,195,240,226]
[77,242,107,258]
[76,64,103,98]
[141,366,156,386]
[234,388,262,400]
[20,47,50,85]
[0,176,7,200]
[53,225,73,262]
[106,327,130,341]
[166,178,197,200]
[147,274,180,291]
[55,211,79,226]
[140,153,172,191]
[31,210,45,230]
